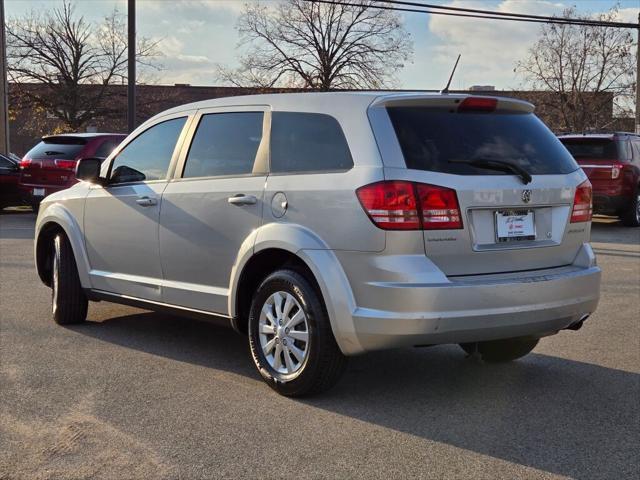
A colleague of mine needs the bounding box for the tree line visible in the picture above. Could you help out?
[6,0,636,136]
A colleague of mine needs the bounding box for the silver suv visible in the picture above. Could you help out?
[35,93,601,396]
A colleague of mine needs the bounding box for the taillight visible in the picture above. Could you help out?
[416,184,463,229]
[611,164,622,179]
[356,181,420,230]
[54,159,77,170]
[19,158,31,169]
[458,97,497,113]
[356,181,462,230]
[571,180,593,223]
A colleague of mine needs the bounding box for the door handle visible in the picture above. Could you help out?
[136,196,157,207]
[228,194,257,206]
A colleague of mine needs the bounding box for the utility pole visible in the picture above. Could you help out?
[0,0,10,155]
[127,0,136,133]
[636,12,639,134]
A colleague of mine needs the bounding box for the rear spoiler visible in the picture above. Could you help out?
[370,94,535,114]
[41,135,88,145]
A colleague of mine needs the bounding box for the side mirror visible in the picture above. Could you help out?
[75,157,104,184]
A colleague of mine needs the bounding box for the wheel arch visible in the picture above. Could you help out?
[229,222,363,355]
[35,205,91,288]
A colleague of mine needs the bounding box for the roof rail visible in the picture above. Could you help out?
[558,131,639,137]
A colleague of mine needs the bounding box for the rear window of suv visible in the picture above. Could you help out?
[387,107,578,175]
[25,137,87,160]
[560,138,627,161]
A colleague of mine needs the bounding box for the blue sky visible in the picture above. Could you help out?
[6,0,639,90]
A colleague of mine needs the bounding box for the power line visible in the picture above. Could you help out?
[373,0,639,29]
[305,0,639,29]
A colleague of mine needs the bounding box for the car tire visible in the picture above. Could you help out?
[52,233,88,325]
[248,269,347,397]
[621,187,640,227]
[459,336,539,363]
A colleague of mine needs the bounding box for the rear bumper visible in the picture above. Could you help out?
[18,183,71,203]
[593,194,630,214]
[335,244,601,354]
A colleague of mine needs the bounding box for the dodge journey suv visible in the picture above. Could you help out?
[34,93,601,396]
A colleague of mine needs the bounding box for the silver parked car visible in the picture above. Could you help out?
[34,93,601,396]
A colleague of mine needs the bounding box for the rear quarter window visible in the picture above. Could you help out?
[387,107,578,175]
[270,112,353,173]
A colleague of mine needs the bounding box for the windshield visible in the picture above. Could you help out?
[387,107,579,175]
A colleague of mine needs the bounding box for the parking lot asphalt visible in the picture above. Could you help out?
[0,211,638,479]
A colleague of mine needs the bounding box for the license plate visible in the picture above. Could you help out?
[495,210,535,242]
[33,188,45,197]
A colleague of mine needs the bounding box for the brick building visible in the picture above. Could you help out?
[7,83,628,156]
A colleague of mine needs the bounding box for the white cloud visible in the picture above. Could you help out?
[614,7,639,23]
[413,0,639,90]
[424,0,567,90]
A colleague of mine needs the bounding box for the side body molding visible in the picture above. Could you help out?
[35,203,92,289]
[229,222,365,355]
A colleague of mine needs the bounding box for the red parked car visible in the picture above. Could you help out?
[559,132,640,227]
[19,133,126,211]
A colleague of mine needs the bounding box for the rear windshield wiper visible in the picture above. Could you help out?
[449,158,532,185]
[44,151,66,156]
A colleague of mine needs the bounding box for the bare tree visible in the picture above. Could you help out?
[218,0,412,90]
[517,5,636,133]
[7,1,161,132]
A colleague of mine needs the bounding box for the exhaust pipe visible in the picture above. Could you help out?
[566,314,590,331]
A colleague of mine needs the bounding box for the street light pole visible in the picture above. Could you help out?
[635,13,639,134]
[0,0,10,155]
[127,0,136,133]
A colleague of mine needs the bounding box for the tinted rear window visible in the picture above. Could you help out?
[560,139,619,160]
[25,139,86,160]
[387,108,578,175]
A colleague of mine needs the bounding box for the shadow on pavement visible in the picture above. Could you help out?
[591,218,640,247]
[0,227,35,240]
[73,311,639,479]
[0,212,36,239]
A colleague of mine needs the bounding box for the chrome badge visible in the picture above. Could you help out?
[521,189,532,204]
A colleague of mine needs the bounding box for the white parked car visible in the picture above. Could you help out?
[35,93,601,396]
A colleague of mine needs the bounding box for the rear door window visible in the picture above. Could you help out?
[25,138,87,160]
[270,112,353,173]
[617,139,632,161]
[631,140,640,165]
[387,107,578,175]
[182,112,264,178]
[0,157,15,169]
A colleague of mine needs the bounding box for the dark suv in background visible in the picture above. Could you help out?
[19,133,126,211]
[559,132,640,227]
